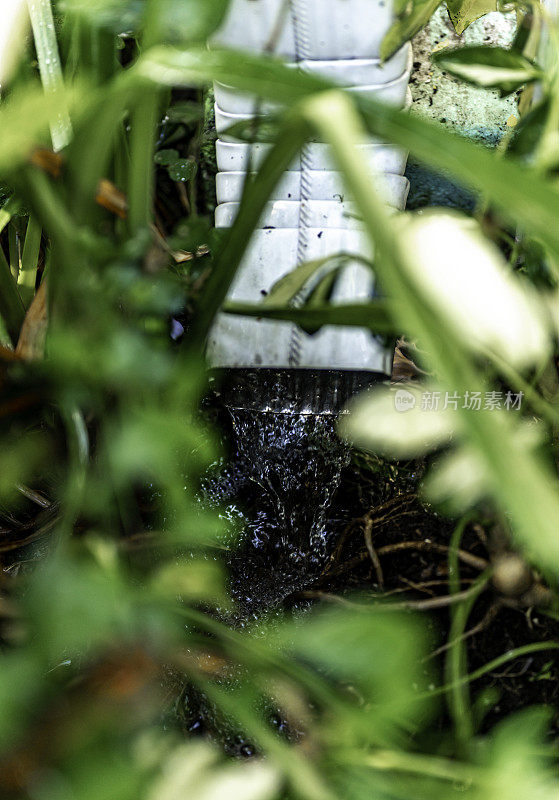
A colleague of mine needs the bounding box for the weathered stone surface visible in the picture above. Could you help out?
[406,8,518,210]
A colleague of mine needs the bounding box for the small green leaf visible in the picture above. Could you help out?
[162,0,230,43]
[432,45,543,96]
[263,253,370,306]
[508,98,549,160]
[154,149,197,182]
[154,148,179,166]
[306,269,340,308]
[381,0,443,61]
[167,101,203,124]
[446,0,497,36]
[167,158,197,182]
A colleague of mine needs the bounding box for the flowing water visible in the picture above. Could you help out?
[206,408,352,612]
[203,369,384,612]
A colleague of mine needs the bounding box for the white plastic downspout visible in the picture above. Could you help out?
[207,0,412,375]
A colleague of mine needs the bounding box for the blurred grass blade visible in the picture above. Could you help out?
[127,89,160,232]
[191,114,312,344]
[0,85,79,175]
[0,243,25,346]
[28,0,72,151]
[305,89,559,573]
[223,301,395,335]
[18,215,42,308]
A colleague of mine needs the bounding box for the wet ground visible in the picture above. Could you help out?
[180,377,559,753]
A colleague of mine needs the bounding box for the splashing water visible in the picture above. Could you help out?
[202,370,389,610]
[229,408,350,560]
[215,408,350,612]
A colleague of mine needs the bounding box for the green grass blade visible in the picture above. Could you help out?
[190,114,312,345]
[223,301,395,334]
[27,0,72,151]
[127,90,160,233]
[18,216,42,308]
[0,243,25,347]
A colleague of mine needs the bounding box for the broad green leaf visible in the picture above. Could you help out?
[155,149,197,181]
[163,0,230,43]
[150,560,229,607]
[398,210,550,368]
[423,445,489,511]
[154,148,180,166]
[284,606,433,737]
[508,98,549,160]
[424,421,544,512]
[446,0,497,35]
[167,159,196,182]
[342,384,457,458]
[481,710,556,800]
[166,101,203,124]
[433,45,543,95]
[381,0,443,61]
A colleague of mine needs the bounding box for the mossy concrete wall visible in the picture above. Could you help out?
[406,9,517,211]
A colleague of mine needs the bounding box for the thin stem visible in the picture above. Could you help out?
[445,515,483,751]
[60,405,89,534]
[425,641,559,698]
[376,541,487,572]
[361,749,477,786]
[301,585,486,612]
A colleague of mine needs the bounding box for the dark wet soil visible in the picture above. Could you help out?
[178,383,559,752]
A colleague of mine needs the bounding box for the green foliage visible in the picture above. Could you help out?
[1,2,559,800]
[381,0,502,59]
[446,0,498,35]
[432,45,543,95]
[381,0,443,61]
